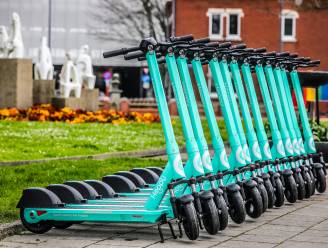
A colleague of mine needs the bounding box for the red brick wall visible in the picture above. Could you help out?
[175,0,328,70]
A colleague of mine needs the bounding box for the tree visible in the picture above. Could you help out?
[92,0,172,44]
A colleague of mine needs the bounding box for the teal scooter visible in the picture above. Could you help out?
[17,37,202,241]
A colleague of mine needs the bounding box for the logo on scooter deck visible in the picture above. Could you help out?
[277,140,286,156]
[220,150,229,169]
[202,150,213,171]
[243,144,251,163]
[173,154,185,178]
[264,142,272,159]
[252,142,262,160]
[236,146,246,164]
[285,138,293,154]
[193,152,204,174]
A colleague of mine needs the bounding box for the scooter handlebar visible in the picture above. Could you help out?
[103,46,140,58]
[168,34,194,42]
[190,37,211,44]
[124,50,145,60]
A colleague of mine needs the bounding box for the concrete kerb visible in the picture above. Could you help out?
[0,221,24,241]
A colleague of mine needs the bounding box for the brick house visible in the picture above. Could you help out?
[173,0,328,114]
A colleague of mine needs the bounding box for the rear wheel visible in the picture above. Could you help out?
[20,209,53,234]
[284,175,298,203]
[273,177,285,207]
[201,198,219,235]
[308,167,316,195]
[228,191,246,224]
[263,178,275,208]
[315,168,326,193]
[181,203,199,240]
[295,172,306,200]
[245,187,263,219]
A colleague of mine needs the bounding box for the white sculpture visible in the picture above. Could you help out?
[0,26,9,58]
[34,36,54,80]
[8,12,24,58]
[59,52,82,98]
[75,45,96,89]
[0,12,24,58]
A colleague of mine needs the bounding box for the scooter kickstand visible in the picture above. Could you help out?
[157,223,165,243]
[167,220,177,239]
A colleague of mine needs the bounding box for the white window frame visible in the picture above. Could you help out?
[281,9,299,42]
[207,8,225,40]
[225,8,244,41]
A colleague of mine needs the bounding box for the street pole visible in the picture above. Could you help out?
[48,0,52,48]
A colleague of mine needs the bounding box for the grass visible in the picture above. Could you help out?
[0,119,228,162]
[0,157,167,224]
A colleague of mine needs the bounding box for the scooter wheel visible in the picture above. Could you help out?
[263,178,275,208]
[201,198,219,235]
[181,202,199,240]
[53,221,73,229]
[303,171,312,198]
[214,194,229,230]
[308,168,316,195]
[273,177,285,207]
[228,191,246,224]
[258,183,268,213]
[315,168,326,193]
[295,172,306,200]
[284,175,298,203]
[245,187,263,219]
[20,208,53,234]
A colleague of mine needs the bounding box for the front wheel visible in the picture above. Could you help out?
[227,191,246,224]
[303,171,313,198]
[201,198,219,235]
[53,221,73,229]
[20,209,53,234]
[315,168,326,193]
[214,194,229,231]
[263,178,275,209]
[273,177,285,207]
[258,183,268,213]
[284,175,298,203]
[245,187,263,219]
[295,172,306,200]
[181,203,199,240]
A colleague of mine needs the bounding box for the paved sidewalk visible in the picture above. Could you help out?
[1,187,328,248]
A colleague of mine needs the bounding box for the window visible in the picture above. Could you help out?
[226,9,244,41]
[207,8,224,40]
[281,9,299,42]
[207,8,244,41]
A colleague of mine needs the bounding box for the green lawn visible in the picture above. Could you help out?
[0,119,228,162]
[0,157,166,224]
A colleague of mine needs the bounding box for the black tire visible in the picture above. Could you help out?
[53,221,73,229]
[273,177,285,207]
[214,194,229,231]
[303,171,312,198]
[308,167,316,195]
[263,178,275,208]
[201,198,219,235]
[284,175,298,203]
[258,183,269,213]
[20,209,53,234]
[245,187,263,219]
[295,172,306,200]
[181,203,199,240]
[315,168,326,193]
[228,191,246,224]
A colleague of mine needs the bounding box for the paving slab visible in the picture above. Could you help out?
[1,178,327,248]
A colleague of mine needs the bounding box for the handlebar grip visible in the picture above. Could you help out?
[302,57,311,62]
[124,50,145,60]
[254,47,266,53]
[276,52,289,57]
[204,42,220,47]
[219,42,232,48]
[243,48,254,52]
[289,53,298,58]
[103,46,140,58]
[190,37,210,44]
[309,60,320,65]
[169,34,194,42]
[264,51,276,56]
[232,43,247,49]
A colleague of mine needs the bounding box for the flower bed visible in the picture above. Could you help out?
[0,104,160,124]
